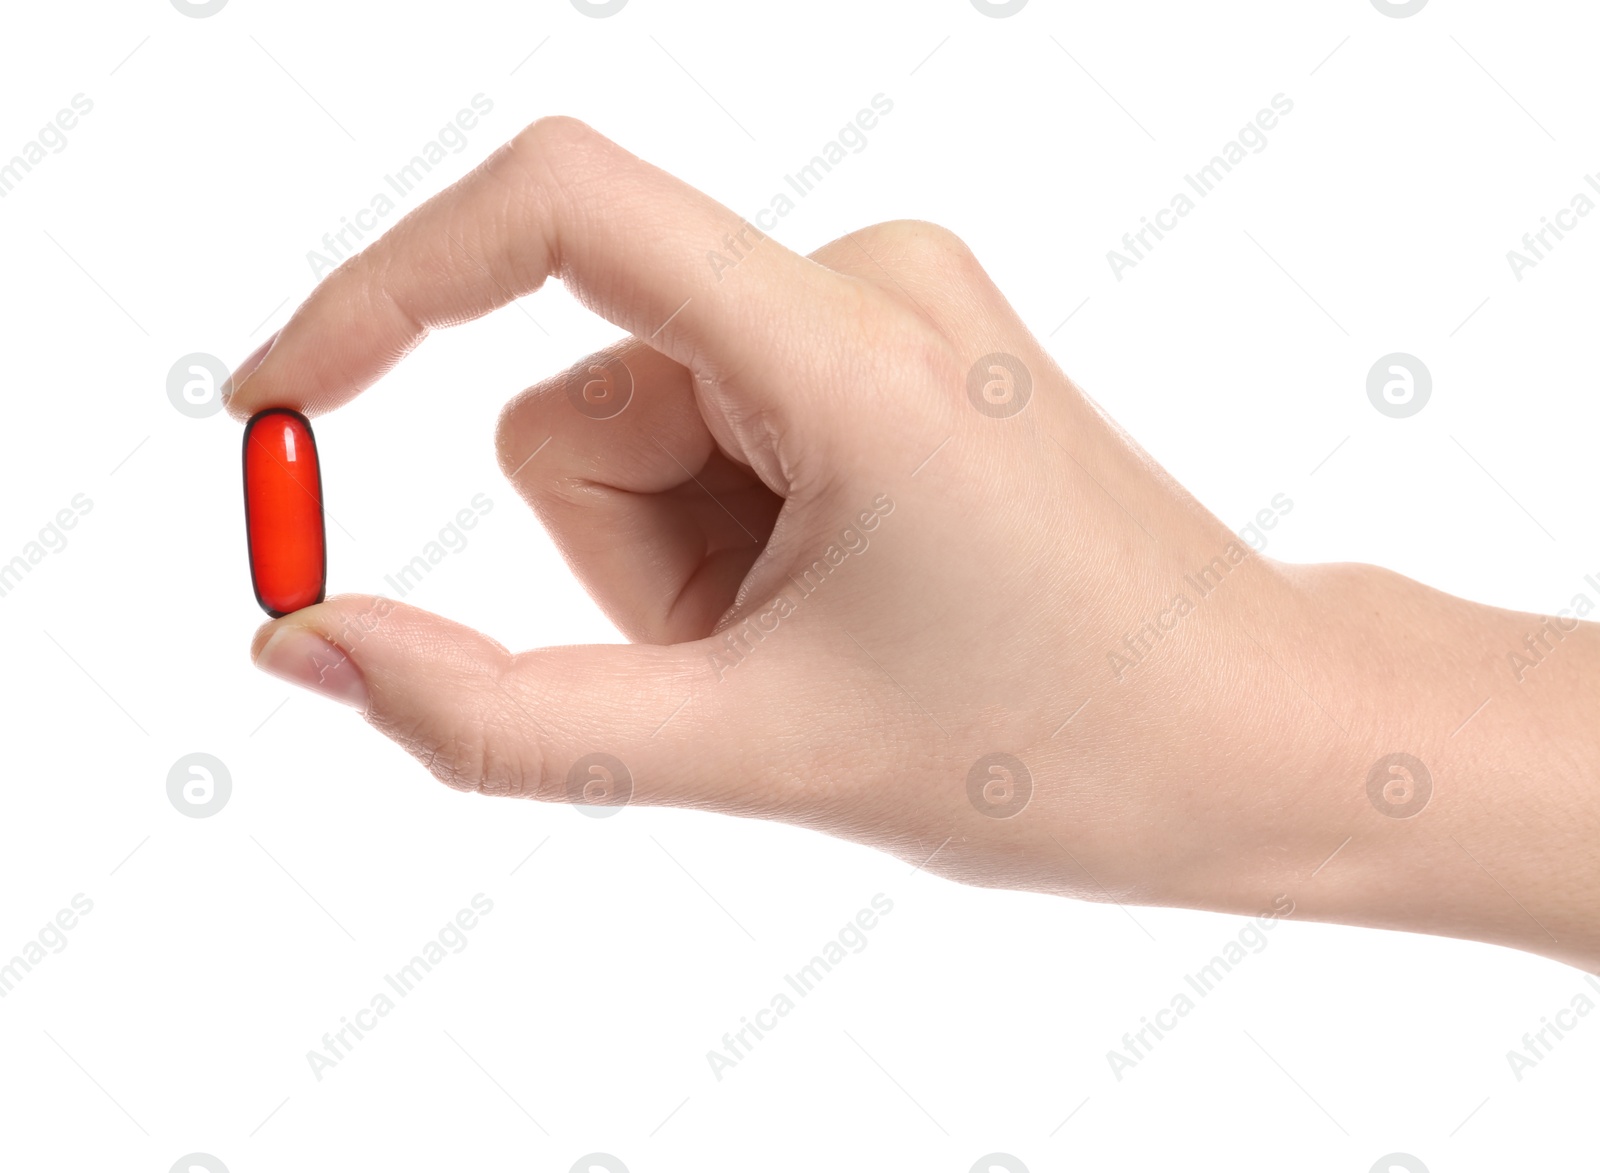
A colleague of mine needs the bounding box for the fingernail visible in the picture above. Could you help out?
[224,331,279,403]
[254,626,369,710]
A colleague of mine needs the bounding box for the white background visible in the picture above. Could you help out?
[1,0,1595,1170]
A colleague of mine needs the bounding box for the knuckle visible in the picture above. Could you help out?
[845,285,965,397]
[822,222,989,377]
[506,115,602,184]
[858,219,980,275]
[490,118,608,285]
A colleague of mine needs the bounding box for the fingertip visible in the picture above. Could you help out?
[253,623,369,711]
[249,617,281,662]
[223,331,282,420]
[248,595,358,661]
[248,598,376,712]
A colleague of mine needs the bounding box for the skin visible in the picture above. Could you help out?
[227,117,1600,971]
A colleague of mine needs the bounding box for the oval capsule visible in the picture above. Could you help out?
[243,408,326,616]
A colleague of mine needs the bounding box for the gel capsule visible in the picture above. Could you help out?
[243,408,326,616]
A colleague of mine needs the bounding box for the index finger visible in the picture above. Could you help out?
[225,116,854,422]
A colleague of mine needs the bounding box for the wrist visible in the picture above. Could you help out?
[1229,561,1600,968]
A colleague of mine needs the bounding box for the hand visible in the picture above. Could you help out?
[227,117,1600,970]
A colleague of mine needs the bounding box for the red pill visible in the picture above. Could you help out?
[243,408,326,616]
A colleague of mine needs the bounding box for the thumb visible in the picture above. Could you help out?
[251,595,737,810]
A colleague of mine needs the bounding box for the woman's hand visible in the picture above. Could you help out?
[227,117,1600,970]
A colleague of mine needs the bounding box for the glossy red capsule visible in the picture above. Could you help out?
[243,408,326,617]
